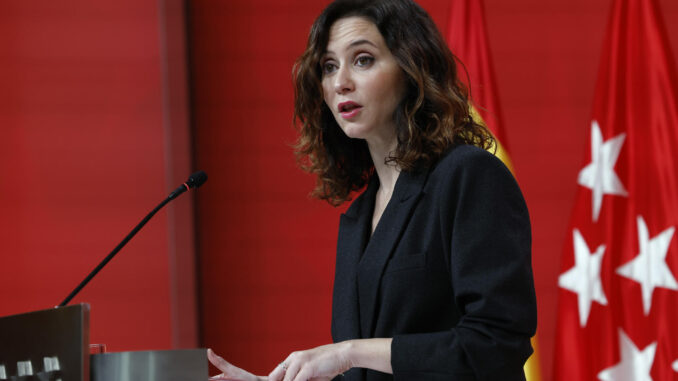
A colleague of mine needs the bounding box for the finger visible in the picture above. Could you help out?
[293,367,312,381]
[207,349,239,375]
[207,349,227,371]
[267,362,286,381]
[282,361,301,381]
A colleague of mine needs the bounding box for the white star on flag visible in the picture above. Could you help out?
[597,329,656,381]
[577,120,628,222]
[558,228,607,327]
[673,359,678,372]
[616,215,677,315]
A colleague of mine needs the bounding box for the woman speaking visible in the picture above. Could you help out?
[208,0,536,380]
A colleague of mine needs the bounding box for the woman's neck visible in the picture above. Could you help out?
[367,137,400,195]
[367,137,399,235]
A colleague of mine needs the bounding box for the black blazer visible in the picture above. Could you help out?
[331,145,537,381]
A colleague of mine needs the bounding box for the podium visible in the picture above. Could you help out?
[0,304,208,381]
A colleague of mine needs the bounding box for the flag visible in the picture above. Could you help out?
[446,1,541,379]
[554,0,678,379]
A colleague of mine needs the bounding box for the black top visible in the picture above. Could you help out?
[331,145,536,381]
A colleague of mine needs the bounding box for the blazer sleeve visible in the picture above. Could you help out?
[390,148,537,381]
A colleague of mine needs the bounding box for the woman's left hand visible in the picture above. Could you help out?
[267,342,352,381]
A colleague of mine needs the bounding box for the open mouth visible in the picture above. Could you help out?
[338,101,363,118]
[339,102,360,112]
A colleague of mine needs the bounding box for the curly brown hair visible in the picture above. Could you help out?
[293,0,494,206]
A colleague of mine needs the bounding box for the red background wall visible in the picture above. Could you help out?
[0,0,197,351]
[1,0,677,379]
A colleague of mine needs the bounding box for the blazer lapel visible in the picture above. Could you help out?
[332,178,377,342]
[357,169,428,338]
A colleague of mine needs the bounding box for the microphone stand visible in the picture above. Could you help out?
[58,171,206,307]
[58,197,173,307]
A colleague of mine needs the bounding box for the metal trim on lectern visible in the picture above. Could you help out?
[0,304,90,381]
[90,349,207,381]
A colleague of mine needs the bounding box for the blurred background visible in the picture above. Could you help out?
[1,0,677,378]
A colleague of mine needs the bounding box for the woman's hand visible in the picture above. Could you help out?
[208,348,267,381]
[267,342,352,381]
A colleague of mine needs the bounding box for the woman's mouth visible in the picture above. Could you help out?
[338,101,363,119]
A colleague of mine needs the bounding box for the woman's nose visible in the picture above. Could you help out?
[334,66,354,94]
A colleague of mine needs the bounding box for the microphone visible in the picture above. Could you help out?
[168,170,208,199]
[58,171,208,307]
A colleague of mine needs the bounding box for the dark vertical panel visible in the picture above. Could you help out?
[158,0,199,349]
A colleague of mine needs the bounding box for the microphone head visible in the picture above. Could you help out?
[186,171,208,189]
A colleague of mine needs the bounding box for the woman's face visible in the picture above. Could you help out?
[321,17,405,145]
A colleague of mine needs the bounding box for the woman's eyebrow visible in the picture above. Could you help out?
[323,39,378,56]
[348,39,377,48]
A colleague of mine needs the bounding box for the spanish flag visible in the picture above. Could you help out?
[446,0,541,379]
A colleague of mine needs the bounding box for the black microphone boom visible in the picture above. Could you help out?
[58,171,208,307]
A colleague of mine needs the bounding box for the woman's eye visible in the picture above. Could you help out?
[322,61,337,74]
[355,55,374,67]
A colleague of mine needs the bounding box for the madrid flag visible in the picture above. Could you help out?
[554,0,678,379]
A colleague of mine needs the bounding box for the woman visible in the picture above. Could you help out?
[209,0,536,380]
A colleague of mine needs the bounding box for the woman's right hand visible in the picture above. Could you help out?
[208,348,267,381]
